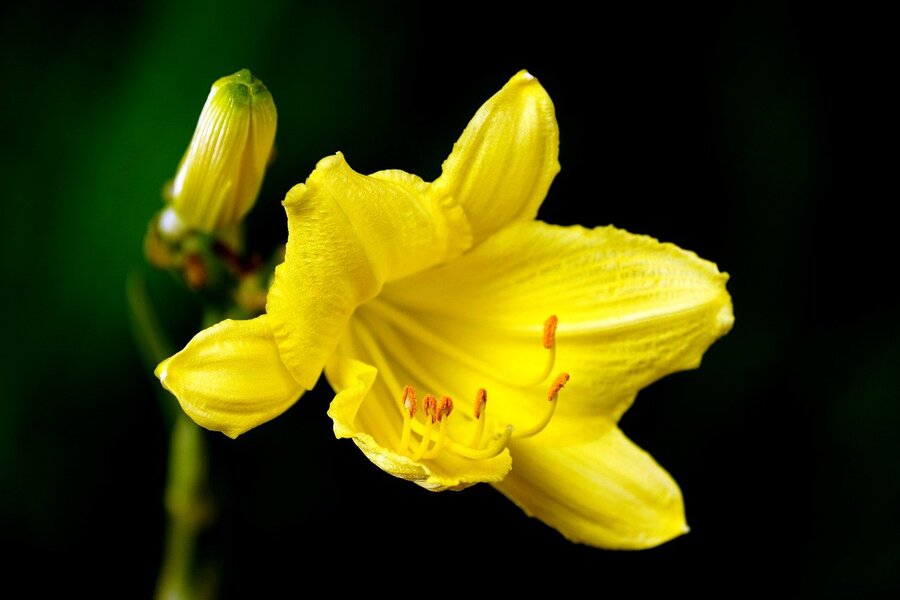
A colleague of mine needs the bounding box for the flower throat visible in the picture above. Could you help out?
[396,315,569,461]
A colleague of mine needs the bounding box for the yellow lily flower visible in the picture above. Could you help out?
[156,71,734,549]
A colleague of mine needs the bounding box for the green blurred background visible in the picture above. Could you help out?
[2,0,895,595]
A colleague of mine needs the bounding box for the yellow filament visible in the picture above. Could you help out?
[518,343,556,387]
[470,415,487,449]
[512,372,568,439]
[510,397,557,439]
[411,417,433,461]
[400,408,412,452]
[446,426,513,460]
[423,418,449,459]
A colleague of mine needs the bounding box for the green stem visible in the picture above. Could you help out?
[127,270,216,599]
[155,413,214,600]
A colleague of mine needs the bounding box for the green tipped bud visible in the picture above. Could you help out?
[166,69,277,233]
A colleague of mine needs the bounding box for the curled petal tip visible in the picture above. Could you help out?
[315,152,345,171]
[514,69,535,81]
[434,68,559,243]
[154,358,169,383]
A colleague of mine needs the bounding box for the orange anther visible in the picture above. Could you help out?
[436,396,454,422]
[543,315,559,349]
[402,385,417,416]
[474,388,487,419]
[423,395,438,422]
[547,372,570,401]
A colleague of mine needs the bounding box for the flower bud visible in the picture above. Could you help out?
[166,69,277,233]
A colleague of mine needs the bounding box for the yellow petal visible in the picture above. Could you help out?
[324,318,511,492]
[155,316,303,438]
[433,70,560,244]
[379,220,733,443]
[495,427,688,549]
[267,153,471,389]
[169,69,277,232]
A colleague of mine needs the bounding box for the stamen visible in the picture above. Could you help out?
[364,309,566,465]
[474,388,487,419]
[352,318,510,461]
[438,396,453,421]
[399,385,417,452]
[403,385,418,416]
[424,395,438,423]
[411,395,437,461]
[512,372,569,439]
[424,396,453,459]
[471,388,488,448]
[547,372,570,401]
[543,315,558,349]
[510,315,558,388]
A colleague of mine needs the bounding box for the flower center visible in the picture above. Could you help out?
[395,315,569,462]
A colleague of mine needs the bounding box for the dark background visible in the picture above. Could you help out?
[2,0,896,595]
